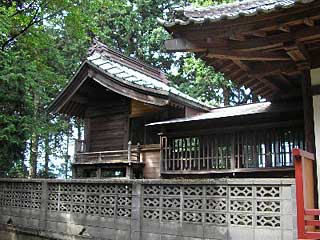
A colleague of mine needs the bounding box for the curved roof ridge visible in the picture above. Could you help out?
[87,42,213,110]
[158,0,315,28]
[88,38,167,83]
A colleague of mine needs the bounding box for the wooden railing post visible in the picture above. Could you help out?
[293,148,316,239]
[137,142,141,163]
[128,141,132,164]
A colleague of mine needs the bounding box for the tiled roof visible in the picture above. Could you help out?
[146,101,302,126]
[87,40,212,110]
[158,0,315,28]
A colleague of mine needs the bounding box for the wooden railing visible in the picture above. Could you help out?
[294,148,320,239]
[160,127,304,173]
[74,141,141,164]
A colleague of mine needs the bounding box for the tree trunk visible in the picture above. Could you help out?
[44,134,50,178]
[29,134,39,178]
[29,91,40,178]
[65,128,70,179]
[223,86,230,106]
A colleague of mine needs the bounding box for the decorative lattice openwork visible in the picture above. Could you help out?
[142,184,282,228]
[46,183,132,218]
[0,180,288,232]
[0,182,42,210]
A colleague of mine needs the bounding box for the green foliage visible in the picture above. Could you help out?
[169,55,226,106]
[0,0,255,177]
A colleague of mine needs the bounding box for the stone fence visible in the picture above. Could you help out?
[0,178,296,240]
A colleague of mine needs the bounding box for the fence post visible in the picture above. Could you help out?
[39,180,48,231]
[130,182,142,240]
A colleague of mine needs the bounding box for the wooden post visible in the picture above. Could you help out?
[302,70,317,208]
[137,142,141,163]
[302,70,316,153]
[97,167,101,179]
[128,141,132,164]
[293,148,316,239]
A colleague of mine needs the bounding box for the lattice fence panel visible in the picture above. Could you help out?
[142,184,282,228]
[47,183,132,218]
[0,182,42,209]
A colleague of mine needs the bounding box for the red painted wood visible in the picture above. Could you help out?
[295,153,307,239]
[294,148,319,239]
[305,220,320,226]
[304,232,320,239]
[305,209,320,215]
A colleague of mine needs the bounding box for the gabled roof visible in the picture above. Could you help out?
[48,40,212,115]
[158,0,314,28]
[147,101,302,126]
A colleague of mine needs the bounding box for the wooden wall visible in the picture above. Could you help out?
[185,106,203,118]
[130,100,161,117]
[140,144,161,179]
[85,93,129,152]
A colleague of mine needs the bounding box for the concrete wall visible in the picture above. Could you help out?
[0,178,296,240]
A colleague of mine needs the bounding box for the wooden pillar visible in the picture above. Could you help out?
[311,68,320,207]
[302,70,316,153]
[302,70,317,208]
[84,118,91,152]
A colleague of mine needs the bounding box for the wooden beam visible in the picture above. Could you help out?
[212,60,234,73]
[284,42,310,63]
[229,33,245,41]
[278,24,290,33]
[177,25,320,54]
[250,30,266,38]
[164,38,206,52]
[277,73,294,88]
[233,60,281,91]
[304,17,315,27]
[207,50,290,61]
[248,62,298,78]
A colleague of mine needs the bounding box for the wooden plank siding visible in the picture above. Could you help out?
[85,94,130,152]
[130,99,161,117]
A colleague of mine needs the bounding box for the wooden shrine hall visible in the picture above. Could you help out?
[48,39,211,179]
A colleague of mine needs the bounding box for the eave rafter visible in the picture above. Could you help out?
[232,60,278,93]
[163,1,320,99]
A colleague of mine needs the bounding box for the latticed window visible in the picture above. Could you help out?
[161,126,304,172]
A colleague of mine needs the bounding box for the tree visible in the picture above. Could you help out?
[0,0,254,178]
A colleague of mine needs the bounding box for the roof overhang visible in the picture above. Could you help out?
[48,62,170,117]
[48,61,212,117]
[159,0,320,100]
[147,101,303,127]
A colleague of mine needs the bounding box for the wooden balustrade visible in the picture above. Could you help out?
[294,148,320,239]
[74,140,141,164]
[161,127,304,173]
